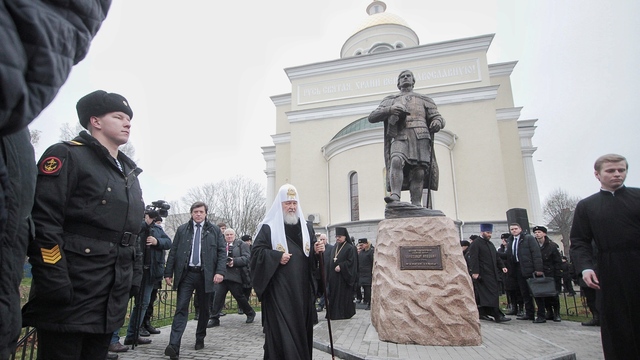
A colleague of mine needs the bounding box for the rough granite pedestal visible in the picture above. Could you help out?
[370,216,482,346]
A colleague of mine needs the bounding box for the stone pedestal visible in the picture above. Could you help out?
[370,216,481,346]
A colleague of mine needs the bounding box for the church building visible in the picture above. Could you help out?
[262,1,542,242]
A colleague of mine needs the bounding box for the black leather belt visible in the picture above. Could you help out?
[188,266,203,272]
[64,223,136,247]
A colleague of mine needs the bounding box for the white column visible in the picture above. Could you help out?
[262,146,276,204]
[518,120,543,225]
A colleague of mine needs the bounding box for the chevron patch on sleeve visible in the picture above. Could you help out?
[41,245,62,265]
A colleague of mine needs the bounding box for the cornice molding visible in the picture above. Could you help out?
[271,133,291,145]
[489,61,518,77]
[285,34,495,80]
[496,107,523,122]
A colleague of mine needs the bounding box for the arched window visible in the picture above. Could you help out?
[349,172,360,221]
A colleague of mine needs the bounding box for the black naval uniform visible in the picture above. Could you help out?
[22,131,144,359]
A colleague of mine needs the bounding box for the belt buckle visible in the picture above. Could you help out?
[120,232,133,247]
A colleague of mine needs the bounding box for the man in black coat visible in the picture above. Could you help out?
[357,238,374,310]
[532,226,563,322]
[326,227,358,320]
[1,2,111,358]
[570,154,640,360]
[468,223,510,323]
[163,202,227,358]
[506,223,543,322]
[123,209,172,345]
[22,90,144,359]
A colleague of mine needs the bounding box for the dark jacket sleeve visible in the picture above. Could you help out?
[0,0,111,136]
[569,199,594,274]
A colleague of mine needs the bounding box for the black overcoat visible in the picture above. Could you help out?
[467,237,505,308]
[570,186,640,360]
[22,132,144,334]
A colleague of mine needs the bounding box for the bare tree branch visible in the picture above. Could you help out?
[542,188,582,259]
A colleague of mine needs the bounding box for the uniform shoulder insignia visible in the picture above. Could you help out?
[38,156,64,176]
[41,245,62,265]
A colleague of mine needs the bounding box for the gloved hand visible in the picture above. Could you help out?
[129,285,140,298]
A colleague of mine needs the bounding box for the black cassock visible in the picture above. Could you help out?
[570,186,640,360]
[467,237,504,308]
[250,221,318,360]
[325,240,357,320]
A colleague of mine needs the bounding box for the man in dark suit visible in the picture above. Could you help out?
[506,223,544,322]
[163,202,227,359]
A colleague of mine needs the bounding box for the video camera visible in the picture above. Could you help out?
[145,199,171,218]
[227,244,235,264]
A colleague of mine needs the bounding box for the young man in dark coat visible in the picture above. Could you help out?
[326,227,358,320]
[123,209,172,345]
[250,184,324,360]
[467,223,510,323]
[357,238,374,310]
[506,223,544,322]
[1,2,111,357]
[163,202,227,358]
[532,225,563,322]
[570,153,640,360]
[22,90,144,359]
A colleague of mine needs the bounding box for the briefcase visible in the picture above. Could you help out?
[526,274,557,297]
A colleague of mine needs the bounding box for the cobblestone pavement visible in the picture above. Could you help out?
[113,309,603,360]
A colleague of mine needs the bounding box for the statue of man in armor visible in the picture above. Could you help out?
[368,70,445,207]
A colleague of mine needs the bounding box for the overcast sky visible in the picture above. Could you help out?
[29,0,639,212]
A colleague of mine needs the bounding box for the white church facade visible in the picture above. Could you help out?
[262,1,542,242]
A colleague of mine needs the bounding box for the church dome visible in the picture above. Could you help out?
[341,1,419,58]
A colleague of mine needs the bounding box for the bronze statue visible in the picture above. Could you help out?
[368,70,445,208]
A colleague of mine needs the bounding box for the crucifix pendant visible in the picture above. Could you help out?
[333,257,337,262]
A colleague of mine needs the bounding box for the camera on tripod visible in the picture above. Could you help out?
[145,199,171,218]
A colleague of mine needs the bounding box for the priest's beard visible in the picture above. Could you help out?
[283,212,299,225]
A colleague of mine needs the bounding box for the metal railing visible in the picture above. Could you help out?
[11,286,260,359]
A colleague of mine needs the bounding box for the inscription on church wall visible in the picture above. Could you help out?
[400,245,443,270]
[297,58,481,105]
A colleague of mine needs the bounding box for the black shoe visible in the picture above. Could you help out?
[553,314,562,322]
[516,315,534,320]
[219,312,226,317]
[494,316,511,323]
[545,313,554,321]
[238,308,244,315]
[139,326,150,337]
[516,310,525,317]
[105,353,119,360]
[533,317,546,323]
[207,318,220,327]
[164,345,179,360]
[124,337,152,345]
[145,324,161,335]
[479,315,493,321]
[581,318,600,326]
[246,312,256,323]
[108,342,128,353]
[195,340,204,350]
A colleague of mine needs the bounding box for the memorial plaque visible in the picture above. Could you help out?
[399,245,443,270]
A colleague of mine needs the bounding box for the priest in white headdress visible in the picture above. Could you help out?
[250,184,324,360]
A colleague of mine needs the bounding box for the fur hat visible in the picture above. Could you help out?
[76,90,133,129]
